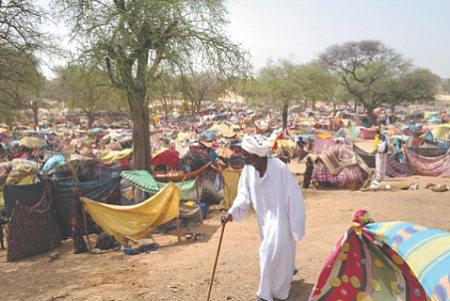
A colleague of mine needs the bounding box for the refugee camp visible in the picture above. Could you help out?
[1,1,450,301]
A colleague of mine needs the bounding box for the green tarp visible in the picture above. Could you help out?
[120,170,197,199]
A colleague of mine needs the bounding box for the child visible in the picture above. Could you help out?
[303,156,314,188]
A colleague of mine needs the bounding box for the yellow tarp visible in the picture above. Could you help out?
[19,137,43,148]
[431,124,450,140]
[173,132,192,143]
[99,149,133,163]
[221,169,241,209]
[207,123,236,137]
[81,182,181,245]
[317,133,332,139]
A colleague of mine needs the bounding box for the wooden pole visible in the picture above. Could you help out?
[81,202,92,253]
[195,175,200,207]
[176,177,187,243]
[207,224,226,301]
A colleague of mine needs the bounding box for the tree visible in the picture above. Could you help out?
[295,63,338,109]
[248,58,302,129]
[178,71,224,115]
[318,40,410,125]
[59,64,124,128]
[0,0,49,123]
[56,0,249,172]
[386,68,441,122]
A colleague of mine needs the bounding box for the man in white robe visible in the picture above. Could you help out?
[221,134,306,301]
[375,131,389,182]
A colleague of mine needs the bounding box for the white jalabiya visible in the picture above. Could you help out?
[228,157,306,301]
[375,152,387,181]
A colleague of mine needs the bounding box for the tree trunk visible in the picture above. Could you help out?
[366,106,376,126]
[390,103,396,124]
[129,91,150,172]
[33,111,38,128]
[87,112,95,129]
[282,102,288,129]
[353,100,357,112]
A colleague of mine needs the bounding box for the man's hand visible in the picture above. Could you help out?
[221,213,233,226]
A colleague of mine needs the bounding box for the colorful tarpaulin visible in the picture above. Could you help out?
[309,210,450,301]
[120,170,197,199]
[81,182,181,245]
[404,148,450,177]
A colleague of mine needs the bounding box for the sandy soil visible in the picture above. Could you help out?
[1,138,449,301]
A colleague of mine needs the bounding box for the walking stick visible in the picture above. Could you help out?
[207,224,226,301]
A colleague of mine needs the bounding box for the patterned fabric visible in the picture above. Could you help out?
[318,145,358,175]
[312,146,370,185]
[312,160,367,185]
[410,147,448,157]
[404,148,450,177]
[311,135,338,155]
[7,181,61,261]
[358,128,377,139]
[70,186,87,254]
[366,221,450,301]
[309,210,447,301]
[386,156,410,177]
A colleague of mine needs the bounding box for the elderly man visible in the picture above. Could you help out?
[221,134,306,301]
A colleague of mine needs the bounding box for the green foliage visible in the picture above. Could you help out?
[318,40,412,124]
[58,64,125,127]
[0,0,50,124]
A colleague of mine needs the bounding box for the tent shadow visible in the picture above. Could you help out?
[282,279,315,301]
[156,223,221,249]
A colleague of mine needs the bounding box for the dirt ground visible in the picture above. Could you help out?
[1,138,450,301]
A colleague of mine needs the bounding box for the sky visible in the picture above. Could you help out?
[225,0,450,79]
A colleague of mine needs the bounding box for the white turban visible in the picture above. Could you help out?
[241,134,271,157]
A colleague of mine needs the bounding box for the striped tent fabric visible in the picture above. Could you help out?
[120,170,197,199]
[309,210,450,301]
[404,148,450,177]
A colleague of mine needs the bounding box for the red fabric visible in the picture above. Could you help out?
[150,148,179,171]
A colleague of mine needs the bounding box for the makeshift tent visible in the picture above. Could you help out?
[6,181,61,261]
[311,135,339,155]
[359,127,378,139]
[431,124,450,140]
[404,148,450,177]
[4,177,122,239]
[309,210,450,301]
[312,145,371,185]
[81,182,181,245]
[150,148,179,171]
[120,170,197,199]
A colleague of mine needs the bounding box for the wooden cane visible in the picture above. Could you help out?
[207,224,226,301]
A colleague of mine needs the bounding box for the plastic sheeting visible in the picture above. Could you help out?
[81,182,181,245]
